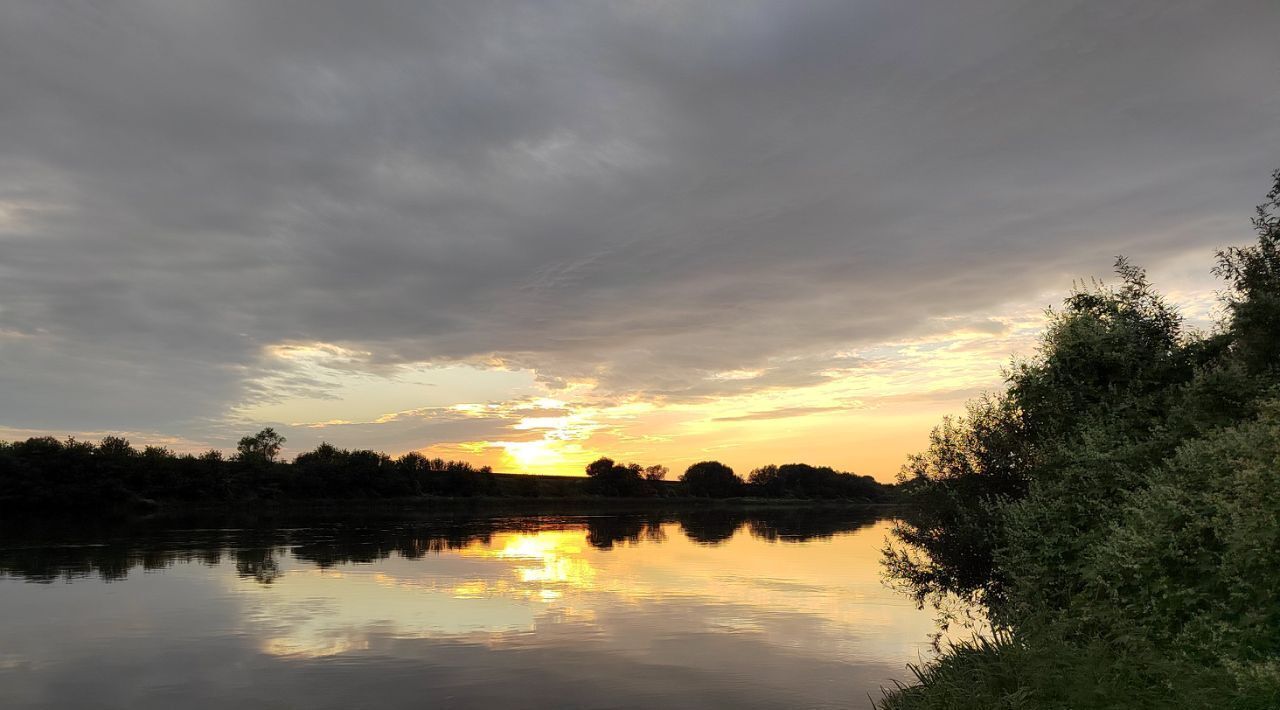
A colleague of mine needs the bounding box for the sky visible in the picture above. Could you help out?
[1,1,1278,480]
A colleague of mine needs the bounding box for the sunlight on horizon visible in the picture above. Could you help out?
[4,262,1226,481]
[213,297,1060,480]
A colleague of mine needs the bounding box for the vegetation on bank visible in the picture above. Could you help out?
[0,430,892,509]
[880,171,1280,709]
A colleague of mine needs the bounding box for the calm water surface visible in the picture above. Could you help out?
[0,510,939,709]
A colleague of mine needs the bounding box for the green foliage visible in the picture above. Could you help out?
[879,628,1243,710]
[885,393,1030,610]
[890,258,1203,617]
[883,171,1280,709]
[1214,170,1280,374]
[1076,405,1280,699]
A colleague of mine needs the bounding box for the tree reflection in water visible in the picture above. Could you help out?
[0,507,882,584]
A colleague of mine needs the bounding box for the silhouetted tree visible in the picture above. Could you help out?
[237,427,286,463]
[747,463,886,500]
[584,457,650,496]
[97,436,136,459]
[680,461,743,497]
[586,457,616,478]
[0,434,867,508]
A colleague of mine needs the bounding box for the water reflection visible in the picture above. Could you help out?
[0,508,937,709]
[0,508,878,584]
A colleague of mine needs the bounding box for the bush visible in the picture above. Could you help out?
[680,461,743,497]
[882,170,1280,709]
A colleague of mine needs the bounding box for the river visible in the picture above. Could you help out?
[0,508,940,709]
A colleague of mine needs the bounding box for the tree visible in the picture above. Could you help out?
[97,436,136,459]
[643,464,669,481]
[880,170,1280,708]
[680,461,743,498]
[747,462,886,500]
[1214,169,1280,374]
[585,457,616,479]
[584,457,647,496]
[236,427,286,463]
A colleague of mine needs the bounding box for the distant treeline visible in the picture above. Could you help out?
[582,455,888,500]
[0,429,892,509]
[879,170,1280,709]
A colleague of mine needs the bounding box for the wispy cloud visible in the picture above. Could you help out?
[713,406,850,422]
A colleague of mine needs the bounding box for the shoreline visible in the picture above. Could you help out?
[164,495,904,517]
[1,496,904,527]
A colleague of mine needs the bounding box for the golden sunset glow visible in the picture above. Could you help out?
[235,522,941,660]
[3,234,1228,482]
[478,531,597,587]
[196,301,1063,480]
[341,303,1057,480]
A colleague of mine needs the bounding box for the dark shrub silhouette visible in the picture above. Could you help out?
[584,457,655,497]
[748,463,886,500]
[680,461,743,498]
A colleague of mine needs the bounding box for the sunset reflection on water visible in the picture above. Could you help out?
[1,512,948,709]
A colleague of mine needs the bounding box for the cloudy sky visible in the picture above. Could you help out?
[1,1,1277,479]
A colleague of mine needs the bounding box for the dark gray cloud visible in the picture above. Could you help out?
[1,1,1278,440]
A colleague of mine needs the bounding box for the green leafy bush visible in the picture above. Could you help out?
[883,170,1280,709]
